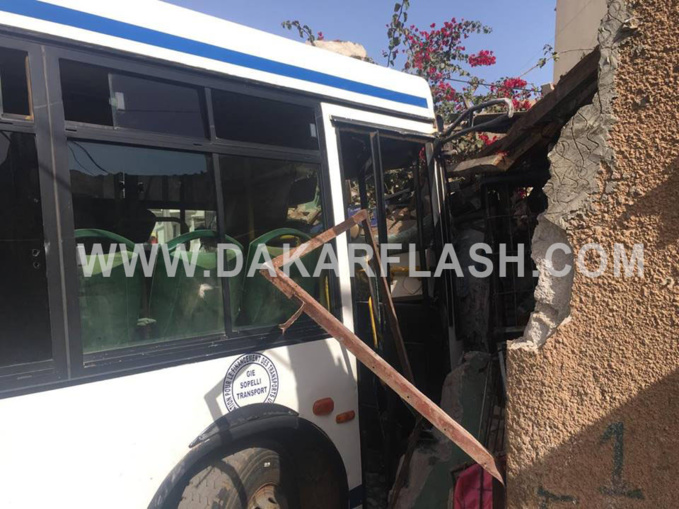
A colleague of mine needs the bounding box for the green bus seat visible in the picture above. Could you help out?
[238,228,321,328]
[75,229,143,353]
[148,230,243,340]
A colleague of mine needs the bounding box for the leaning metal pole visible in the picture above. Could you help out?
[260,210,503,483]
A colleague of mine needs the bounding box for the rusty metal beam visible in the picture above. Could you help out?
[272,208,415,382]
[272,209,368,269]
[262,211,504,483]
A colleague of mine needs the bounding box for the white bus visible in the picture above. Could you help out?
[0,2,445,508]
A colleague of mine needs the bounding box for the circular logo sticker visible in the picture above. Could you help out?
[223,353,279,412]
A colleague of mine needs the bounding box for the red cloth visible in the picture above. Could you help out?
[453,464,493,509]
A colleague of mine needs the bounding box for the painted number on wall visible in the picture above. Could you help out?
[599,422,644,499]
[537,421,644,507]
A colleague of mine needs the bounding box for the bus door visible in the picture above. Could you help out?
[328,117,448,487]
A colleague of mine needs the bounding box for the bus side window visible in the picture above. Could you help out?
[110,73,207,138]
[60,60,112,126]
[212,89,319,150]
[218,155,327,329]
[60,61,331,351]
[0,132,52,367]
[379,136,433,301]
[60,60,208,139]
[0,47,51,369]
[68,141,222,353]
[340,131,433,303]
[0,48,31,118]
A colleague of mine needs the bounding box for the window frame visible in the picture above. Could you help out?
[0,31,344,397]
[334,124,436,309]
[0,36,70,392]
[42,43,340,381]
[57,48,323,163]
[210,87,321,151]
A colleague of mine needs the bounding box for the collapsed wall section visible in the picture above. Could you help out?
[512,1,623,352]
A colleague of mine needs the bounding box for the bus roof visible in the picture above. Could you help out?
[0,0,435,120]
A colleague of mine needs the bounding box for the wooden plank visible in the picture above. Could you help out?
[496,78,598,164]
[448,153,514,178]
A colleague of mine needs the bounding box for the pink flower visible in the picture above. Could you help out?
[478,133,498,145]
[468,50,496,67]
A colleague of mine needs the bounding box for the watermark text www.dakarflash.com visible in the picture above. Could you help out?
[77,242,644,279]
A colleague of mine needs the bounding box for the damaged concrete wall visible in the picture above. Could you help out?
[308,40,370,60]
[507,0,679,506]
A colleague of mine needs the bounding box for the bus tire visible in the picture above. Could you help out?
[177,445,297,509]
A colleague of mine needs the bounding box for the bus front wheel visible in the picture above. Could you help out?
[177,445,298,509]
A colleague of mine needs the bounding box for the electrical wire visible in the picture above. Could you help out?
[70,141,110,175]
[514,0,598,78]
[444,76,539,93]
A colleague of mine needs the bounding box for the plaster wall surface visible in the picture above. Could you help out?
[554,0,608,82]
[507,0,679,506]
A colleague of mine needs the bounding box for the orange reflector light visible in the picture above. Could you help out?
[335,410,356,424]
[313,397,335,416]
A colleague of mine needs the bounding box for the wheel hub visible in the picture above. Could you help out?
[248,484,288,509]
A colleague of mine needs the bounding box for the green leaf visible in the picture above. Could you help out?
[394,3,401,12]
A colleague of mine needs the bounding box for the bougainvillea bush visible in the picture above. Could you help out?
[383,2,539,128]
[284,2,551,151]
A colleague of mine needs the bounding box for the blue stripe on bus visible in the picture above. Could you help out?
[0,0,429,109]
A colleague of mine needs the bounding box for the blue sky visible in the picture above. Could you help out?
[164,0,556,87]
